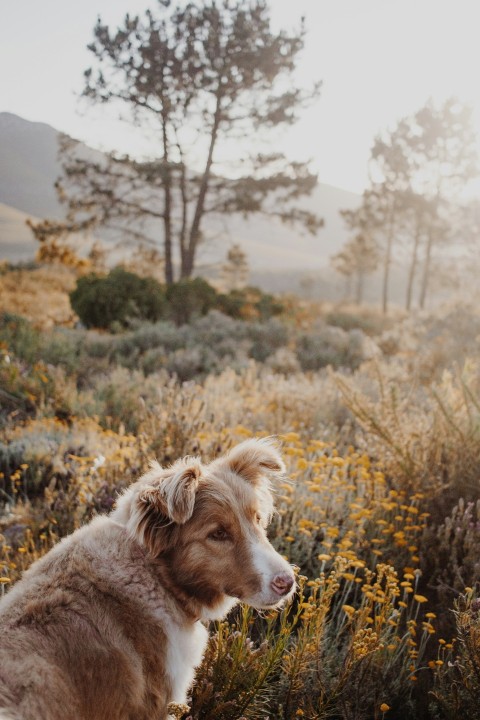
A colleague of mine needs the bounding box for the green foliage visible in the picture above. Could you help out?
[296,325,368,371]
[68,271,284,331]
[70,267,166,329]
[33,0,321,284]
[218,287,284,321]
[166,278,218,325]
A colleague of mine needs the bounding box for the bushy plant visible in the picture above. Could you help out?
[70,267,166,329]
[166,277,218,325]
[423,499,480,607]
[429,592,480,720]
[218,286,284,321]
[296,324,373,371]
[335,361,480,518]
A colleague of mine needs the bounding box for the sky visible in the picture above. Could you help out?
[2,0,480,194]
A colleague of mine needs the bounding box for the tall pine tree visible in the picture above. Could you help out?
[30,1,322,284]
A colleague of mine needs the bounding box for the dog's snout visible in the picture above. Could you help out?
[271,572,294,597]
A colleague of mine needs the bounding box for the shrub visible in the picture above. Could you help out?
[430,592,480,720]
[335,362,480,517]
[166,278,218,325]
[246,318,289,362]
[326,309,392,337]
[218,287,284,321]
[296,325,349,371]
[70,267,166,329]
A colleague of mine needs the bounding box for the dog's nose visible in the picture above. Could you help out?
[271,572,294,596]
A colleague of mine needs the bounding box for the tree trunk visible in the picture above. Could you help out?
[382,215,395,314]
[419,230,434,309]
[182,91,222,278]
[162,114,174,286]
[406,223,421,311]
[178,161,188,278]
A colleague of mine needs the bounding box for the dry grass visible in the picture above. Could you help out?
[2,267,480,718]
[0,265,77,328]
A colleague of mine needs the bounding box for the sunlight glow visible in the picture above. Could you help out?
[1,0,480,194]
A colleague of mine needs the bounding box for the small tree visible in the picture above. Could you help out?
[30,1,322,284]
[332,233,379,305]
[166,277,218,325]
[358,98,478,311]
[220,244,249,291]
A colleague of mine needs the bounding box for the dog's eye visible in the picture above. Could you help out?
[255,512,263,524]
[208,527,230,542]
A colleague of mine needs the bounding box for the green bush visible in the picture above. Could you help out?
[218,287,284,320]
[165,277,218,325]
[70,267,166,329]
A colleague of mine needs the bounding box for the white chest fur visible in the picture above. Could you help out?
[164,619,209,703]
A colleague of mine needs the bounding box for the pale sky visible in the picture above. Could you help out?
[2,0,480,194]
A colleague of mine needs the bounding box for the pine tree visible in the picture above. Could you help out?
[362,98,478,311]
[332,232,379,305]
[30,1,322,284]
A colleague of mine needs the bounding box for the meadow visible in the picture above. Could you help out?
[1,265,480,719]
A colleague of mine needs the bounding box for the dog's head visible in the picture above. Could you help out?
[115,438,295,618]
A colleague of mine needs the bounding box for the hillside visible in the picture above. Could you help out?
[0,203,38,262]
[0,112,360,271]
[0,113,63,218]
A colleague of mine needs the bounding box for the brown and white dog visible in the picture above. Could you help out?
[0,438,295,720]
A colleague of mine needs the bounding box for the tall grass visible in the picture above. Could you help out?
[2,290,480,718]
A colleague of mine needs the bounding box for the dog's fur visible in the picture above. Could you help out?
[0,438,295,720]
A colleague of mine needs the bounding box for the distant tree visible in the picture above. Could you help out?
[361,98,478,311]
[341,188,393,309]
[30,1,322,285]
[408,100,478,308]
[401,191,433,311]
[220,244,249,291]
[332,232,379,304]
[332,247,353,299]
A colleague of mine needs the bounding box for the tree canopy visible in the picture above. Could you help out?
[30,0,323,284]
[340,98,478,311]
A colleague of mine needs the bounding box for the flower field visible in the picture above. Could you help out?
[1,279,480,719]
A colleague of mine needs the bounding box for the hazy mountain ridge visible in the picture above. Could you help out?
[0,112,360,270]
[0,113,63,218]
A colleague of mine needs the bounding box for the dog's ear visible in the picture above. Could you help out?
[139,460,201,524]
[130,459,202,555]
[223,438,285,485]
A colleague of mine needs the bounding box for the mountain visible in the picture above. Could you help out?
[0,113,63,218]
[0,112,360,271]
